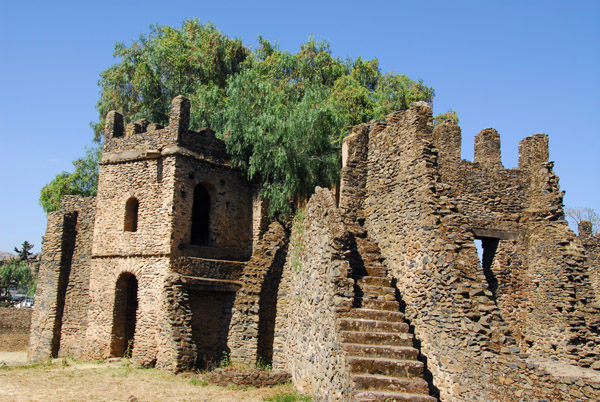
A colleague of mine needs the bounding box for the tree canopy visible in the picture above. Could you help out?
[39,145,102,213]
[45,19,438,219]
[93,20,249,141]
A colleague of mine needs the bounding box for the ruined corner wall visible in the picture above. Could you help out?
[580,222,600,301]
[341,102,600,400]
[432,121,600,367]
[272,188,354,401]
[350,103,507,400]
[512,141,598,365]
[29,196,96,361]
[228,221,288,367]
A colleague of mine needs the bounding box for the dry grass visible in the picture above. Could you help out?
[0,353,309,402]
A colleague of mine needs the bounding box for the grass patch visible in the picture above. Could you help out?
[263,388,312,402]
[189,377,208,386]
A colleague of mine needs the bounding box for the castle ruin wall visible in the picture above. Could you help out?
[227,221,288,367]
[272,188,354,401]
[340,101,600,400]
[29,196,95,361]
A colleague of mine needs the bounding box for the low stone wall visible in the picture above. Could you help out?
[272,188,355,401]
[0,307,32,351]
[209,368,291,387]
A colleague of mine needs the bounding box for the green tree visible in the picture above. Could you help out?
[93,19,250,140]
[222,38,433,218]
[39,145,102,213]
[89,22,434,219]
[14,240,34,261]
[0,259,33,300]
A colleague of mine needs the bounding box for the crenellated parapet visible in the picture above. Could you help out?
[102,95,229,166]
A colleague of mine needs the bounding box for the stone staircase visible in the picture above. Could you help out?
[340,222,437,402]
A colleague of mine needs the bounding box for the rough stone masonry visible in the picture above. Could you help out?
[30,96,600,401]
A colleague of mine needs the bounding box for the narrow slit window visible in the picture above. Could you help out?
[124,197,139,232]
[475,237,499,298]
[191,184,210,245]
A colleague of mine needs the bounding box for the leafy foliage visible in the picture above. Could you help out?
[0,259,33,300]
[222,38,433,218]
[39,145,102,213]
[90,21,434,219]
[433,109,459,126]
[93,19,249,140]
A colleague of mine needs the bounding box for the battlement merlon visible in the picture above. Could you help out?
[474,128,502,168]
[432,120,461,166]
[101,95,230,166]
[169,95,191,135]
[518,133,549,169]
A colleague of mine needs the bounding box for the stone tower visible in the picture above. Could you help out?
[30,96,266,370]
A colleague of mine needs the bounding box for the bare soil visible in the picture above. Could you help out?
[0,353,306,402]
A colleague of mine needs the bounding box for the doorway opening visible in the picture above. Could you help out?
[110,273,138,357]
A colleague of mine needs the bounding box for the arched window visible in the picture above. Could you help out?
[110,273,138,357]
[191,184,210,245]
[124,197,139,232]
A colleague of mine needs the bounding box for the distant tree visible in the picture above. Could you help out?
[39,145,102,213]
[433,109,459,126]
[14,240,34,261]
[566,207,599,235]
[0,259,32,301]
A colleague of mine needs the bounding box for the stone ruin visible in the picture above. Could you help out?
[29,96,600,401]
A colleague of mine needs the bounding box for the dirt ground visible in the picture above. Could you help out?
[0,353,307,402]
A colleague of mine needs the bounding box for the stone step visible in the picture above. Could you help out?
[352,374,430,395]
[339,318,409,333]
[356,299,400,311]
[355,276,392,287]
[353,390,437,402]
[356,293,397,303]
[361,284,396,297]
[360,255,386,265]
[343,344,419,360]
[347,356,425,378]
[356,242,381,254]
[365,267,388,277]
[341,308,405,322]
[340,331,414,347]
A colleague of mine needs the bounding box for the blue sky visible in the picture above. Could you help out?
[0,0,598,253]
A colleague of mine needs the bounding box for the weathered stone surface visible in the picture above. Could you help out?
[209,368,291,387]
[0,307,31,350]
[273,188,355,401]
[29,96,600,401]
[338,101,600,400]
